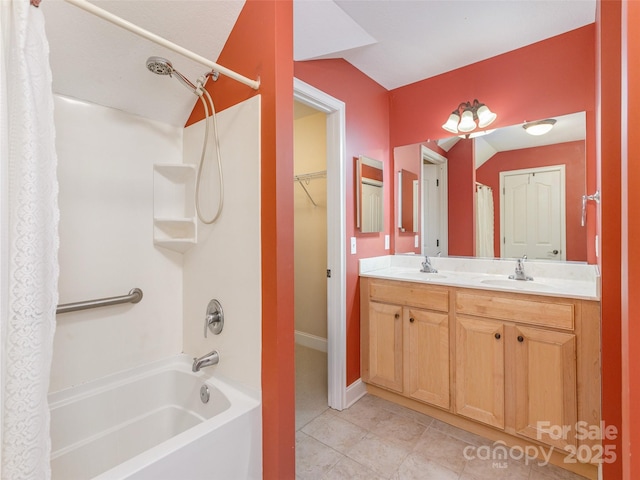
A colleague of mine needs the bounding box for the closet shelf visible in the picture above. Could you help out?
[293,170,326,207]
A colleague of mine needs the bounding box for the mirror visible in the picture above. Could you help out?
[356,155,384,233]
[393,111,588,262]
[397,169,418,233]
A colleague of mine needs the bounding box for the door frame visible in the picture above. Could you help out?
[499,164,567,260]
[293,78,347,410]
[421,146,448,256]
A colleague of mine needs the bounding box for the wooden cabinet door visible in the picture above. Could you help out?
[368,302,403,392]
[514,325,577,448]
[403,308,450,409]
[455,316,505,429]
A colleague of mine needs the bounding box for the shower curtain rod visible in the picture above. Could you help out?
[64,0,260,90]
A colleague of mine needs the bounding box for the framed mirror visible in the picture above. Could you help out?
[356,155,384,233]
[393,111,588,262]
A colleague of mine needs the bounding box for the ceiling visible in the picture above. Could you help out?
[42,0,596,127]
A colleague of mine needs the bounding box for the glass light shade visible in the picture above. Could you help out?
[458,110,476,133]
[476,105,497,128]
[442,112,460,133]
[523,119,556,136]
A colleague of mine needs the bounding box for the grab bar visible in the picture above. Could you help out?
[56,288,143,314]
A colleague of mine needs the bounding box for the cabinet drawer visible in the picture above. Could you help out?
[456,292,574,330]
[369,280,449,312]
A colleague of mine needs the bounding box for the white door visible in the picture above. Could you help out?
[501,165,566,260]
[422,163,441,255]
[361,182,383,232]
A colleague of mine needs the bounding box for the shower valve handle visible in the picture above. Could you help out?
[204,299,224,337]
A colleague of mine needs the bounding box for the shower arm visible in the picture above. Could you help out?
[64,0,260,90]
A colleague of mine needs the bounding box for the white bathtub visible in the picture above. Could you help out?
[48,355,262,480]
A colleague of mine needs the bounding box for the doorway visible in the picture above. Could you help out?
[293,100,328,428]
[293,79,347,416]
[421,146,448,256]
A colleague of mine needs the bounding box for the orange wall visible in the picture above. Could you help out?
[597,0,623,478]
[476,141,587,261]
[447,139,475,256]
[389,25,596,147]
[622,1,640,478]
[187,1,295,478]
[294,59,391,386]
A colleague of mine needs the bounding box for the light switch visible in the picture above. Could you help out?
[350,237,357,255]
[414,235,419,248]
[385,235,390,250]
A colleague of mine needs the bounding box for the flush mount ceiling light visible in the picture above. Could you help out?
[442,99,497,135]
[523,118,557,136]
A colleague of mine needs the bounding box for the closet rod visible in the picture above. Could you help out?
[64,0,260,90]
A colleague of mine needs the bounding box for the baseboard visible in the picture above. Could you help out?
[345,378,367,408]
[294,330,327,353]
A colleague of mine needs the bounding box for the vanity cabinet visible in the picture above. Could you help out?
[454,290,579,448]
[455,316,505,429]
[361,277,601,464]
[513,324,577,449]
[404,307,450,408]
[367,301,403,392]
[361,279,450,409]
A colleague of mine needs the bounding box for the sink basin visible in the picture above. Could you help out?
[480,279,548,290]
[420,273,447,279]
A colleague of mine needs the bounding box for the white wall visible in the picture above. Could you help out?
[294,111,327,341]
[51,96,183,392]
[182,96,262,391]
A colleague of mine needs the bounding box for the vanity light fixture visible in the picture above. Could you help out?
[523,118,557,135]
[442,99,497,134]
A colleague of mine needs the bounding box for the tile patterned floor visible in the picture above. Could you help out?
[295,345,590,480]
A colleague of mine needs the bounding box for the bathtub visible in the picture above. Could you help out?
[48,355,262,480]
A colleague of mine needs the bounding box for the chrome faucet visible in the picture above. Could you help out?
[192,349,220,372]
[420,255,438,273]
[509,256,533,281]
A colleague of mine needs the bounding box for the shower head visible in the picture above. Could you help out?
[146,56,199,94]
[146,56,174,76]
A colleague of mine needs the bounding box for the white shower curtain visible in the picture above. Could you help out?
[475,186,495,258]
[1,1,59,479]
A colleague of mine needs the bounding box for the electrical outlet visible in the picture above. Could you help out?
[350,237,357,255]
[384,235,390,250]
[414,235,419,248]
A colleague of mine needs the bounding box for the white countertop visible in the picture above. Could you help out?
[359,255,600,301]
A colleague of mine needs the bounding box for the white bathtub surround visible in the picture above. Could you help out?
[49,355,261,480]
[359,255,600,300]
[183,96,262,391]
[1,5,59,478]
[52,96,183,392]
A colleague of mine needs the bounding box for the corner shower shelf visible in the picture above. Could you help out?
[153,164,197,253]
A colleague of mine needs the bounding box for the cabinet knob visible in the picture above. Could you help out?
[394,313,400,319]
[517,335,524,343]
[494,333,501,340]
[409,317,415,323]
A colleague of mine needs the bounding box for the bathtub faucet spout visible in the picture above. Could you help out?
[192,350,220,372]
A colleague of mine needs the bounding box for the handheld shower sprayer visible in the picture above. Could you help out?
[146,56,201,94]
[145,56,224,225]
